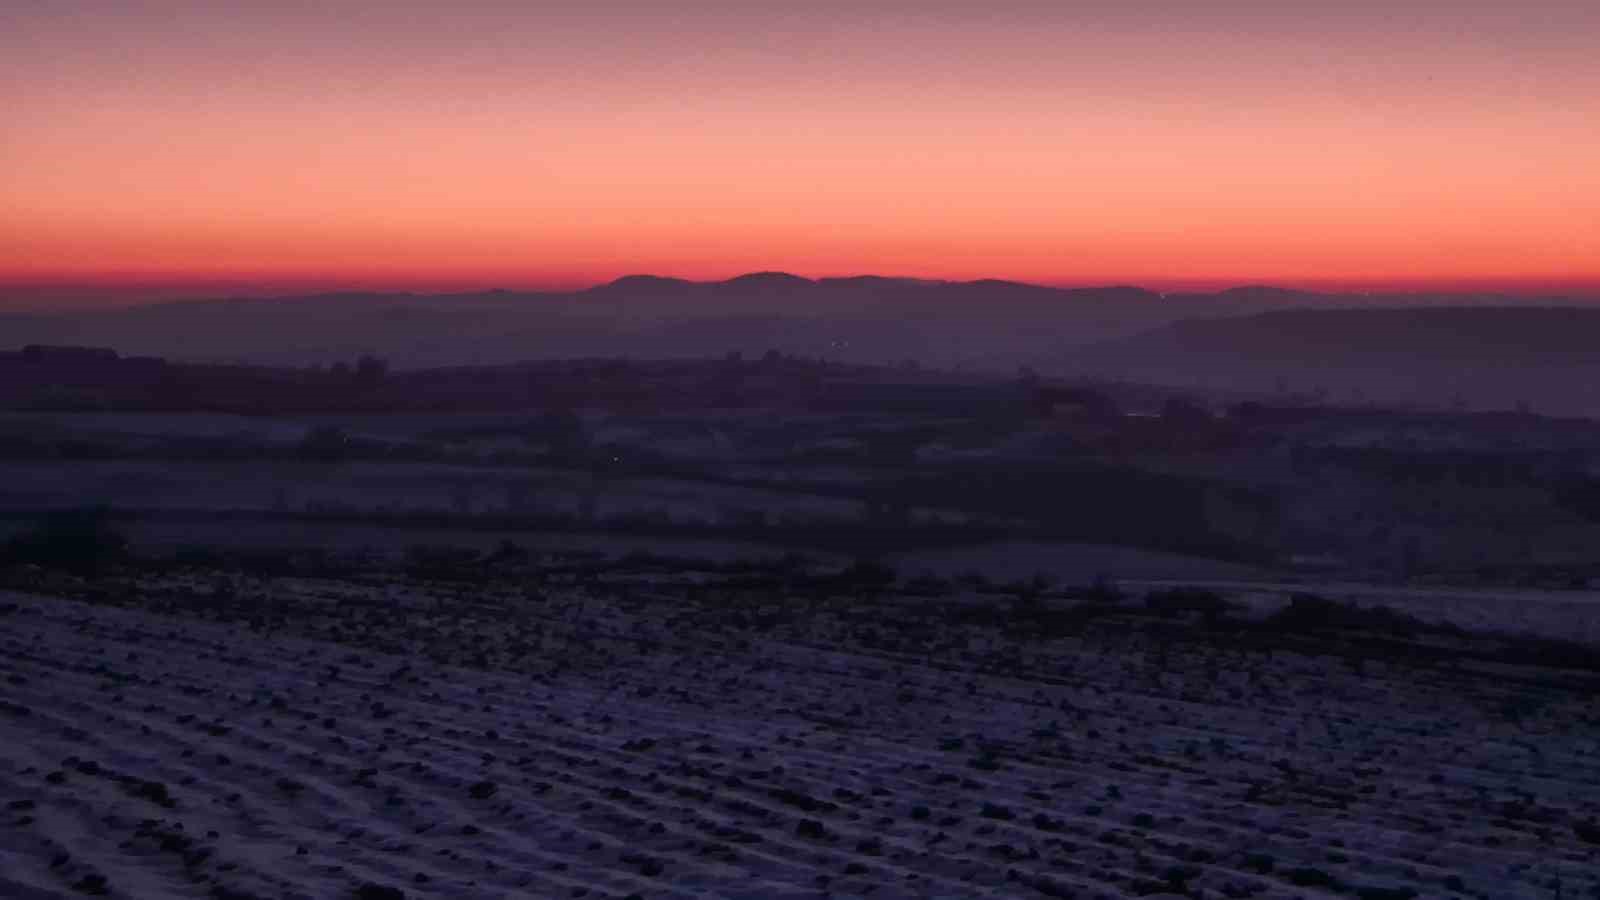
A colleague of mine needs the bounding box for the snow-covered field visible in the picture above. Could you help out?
[2,576,1598,899]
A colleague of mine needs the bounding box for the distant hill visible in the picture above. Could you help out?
[3,275,1595,381]
[0,275,1231,369]
[1059,306,1600,417]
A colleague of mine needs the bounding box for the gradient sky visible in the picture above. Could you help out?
[4,1,1599,301]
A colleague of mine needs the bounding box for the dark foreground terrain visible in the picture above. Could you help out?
[2,559,1598,900]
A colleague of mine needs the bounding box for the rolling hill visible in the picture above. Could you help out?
[1060,306,1600,416]
[0,276,1305,370]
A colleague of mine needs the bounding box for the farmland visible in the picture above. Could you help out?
[3,561,1598,899]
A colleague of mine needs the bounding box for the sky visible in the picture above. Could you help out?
[3,1,1599,303]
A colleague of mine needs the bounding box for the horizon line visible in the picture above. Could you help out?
[4,270,1600,311]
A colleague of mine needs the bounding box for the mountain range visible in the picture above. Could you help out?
[4,273,1581,365]
[6,273,1600,415]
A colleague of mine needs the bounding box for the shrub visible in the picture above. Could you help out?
[1264,593,1435,638]
[403,544,481,580]
[1267,593,1341,630]
[838,558,897,590]
[2,508,128,574]
[1144,587,1231,621]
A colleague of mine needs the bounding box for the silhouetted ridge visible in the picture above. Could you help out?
[818,275,948,288]
[965,278,1033,290]
[718,272,815,288]
[1060,286,1163,302]
[595,274,695,292]
[1217,285,1318,302]
[10,276,1597,379]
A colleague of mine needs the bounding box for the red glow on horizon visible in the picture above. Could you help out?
[4,3,1597,309]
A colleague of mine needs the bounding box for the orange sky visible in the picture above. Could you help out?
[4,2,1598,301]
